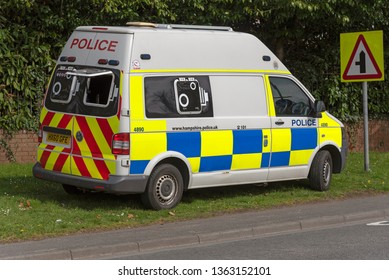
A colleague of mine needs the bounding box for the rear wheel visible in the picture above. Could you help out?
[141,164,184,210]
[309,150,332,191]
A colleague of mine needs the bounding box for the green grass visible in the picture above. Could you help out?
[0,152,388,242]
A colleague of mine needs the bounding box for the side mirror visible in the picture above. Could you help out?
[313,100,326,118]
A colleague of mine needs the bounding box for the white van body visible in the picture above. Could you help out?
[33,23,347,209]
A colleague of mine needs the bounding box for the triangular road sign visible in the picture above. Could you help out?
[342,34,382,81]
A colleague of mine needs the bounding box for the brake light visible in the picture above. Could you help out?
[112,133,130,155]
[38,124,43,143]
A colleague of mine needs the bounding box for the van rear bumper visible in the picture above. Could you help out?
[33,163,148,194]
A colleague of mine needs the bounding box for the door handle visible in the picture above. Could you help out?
[275,120,284,126]
[264,135,268,147]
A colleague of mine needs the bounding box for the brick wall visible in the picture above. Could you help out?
[1,120,388,164]
[344,119,389,152]
[0,130,38,164]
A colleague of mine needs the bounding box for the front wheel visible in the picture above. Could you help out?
[141,164,184,210]
[309,150,333,191]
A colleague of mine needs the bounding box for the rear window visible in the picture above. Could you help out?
[45,65,120,117]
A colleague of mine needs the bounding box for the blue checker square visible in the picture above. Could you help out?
[233,130,262,154]
[291,128,317,150]
[167,132,201,157]
[270,152,290,167]
[261,152,270,168]
[200,155,232,172]
[130,160,149,174]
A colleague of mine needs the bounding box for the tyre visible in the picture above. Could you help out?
[141,164,184,210]
[309,150,333,191]
[62,184,83,195]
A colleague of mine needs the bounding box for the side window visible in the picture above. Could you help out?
[144,76,213,118]
[269,77,313,117]
[211,75,267,117]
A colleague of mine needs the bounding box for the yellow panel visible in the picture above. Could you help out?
[231,153,262,170]
[290,149,314,166]
[319,127,342,147]
[131,133,167,160]
[130,76,145,119]
[319,112,341,147]
[131,120,167,133]
[262,128,271,153]
[271,128,291,152]
[264,76,276,117]
[319,112,342,127]
[200,130,233,157]
[188,157,200,173]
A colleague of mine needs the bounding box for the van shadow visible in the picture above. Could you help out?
[182,180,311,206]
[1,174,310,212]
[1,175,144,211]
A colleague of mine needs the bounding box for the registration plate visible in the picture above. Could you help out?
[46,133,71,145]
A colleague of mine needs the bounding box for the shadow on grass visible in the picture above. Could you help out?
[0,172,311,212]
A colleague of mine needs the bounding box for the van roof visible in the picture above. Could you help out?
[76,22,234,33]
[71,23,289,73]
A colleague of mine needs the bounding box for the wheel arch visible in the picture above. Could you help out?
[144,152,192,191]
[318,144,342,174]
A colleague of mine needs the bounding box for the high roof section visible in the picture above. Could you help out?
[75,23,289,73]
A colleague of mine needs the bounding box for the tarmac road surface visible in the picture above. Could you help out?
[0,193,388,260]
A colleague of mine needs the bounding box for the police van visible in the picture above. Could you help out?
[33,22,347,210]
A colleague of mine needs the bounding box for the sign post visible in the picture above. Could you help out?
[362,81,369,171]
[340,30,384,171]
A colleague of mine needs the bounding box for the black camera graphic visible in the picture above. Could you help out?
[174,78,208,115]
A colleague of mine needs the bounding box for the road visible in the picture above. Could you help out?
[114,220,389,259]
[1,193,388,260]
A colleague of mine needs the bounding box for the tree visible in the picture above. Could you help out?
[0,0,388,136]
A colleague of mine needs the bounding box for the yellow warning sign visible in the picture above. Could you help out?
[340,30,384,82]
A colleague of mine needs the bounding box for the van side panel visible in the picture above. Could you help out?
[128,73,272,188]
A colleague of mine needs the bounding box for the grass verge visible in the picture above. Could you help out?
[0,152,388,242]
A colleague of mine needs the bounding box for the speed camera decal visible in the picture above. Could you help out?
[174,78,202,114]
[144,76,213,118]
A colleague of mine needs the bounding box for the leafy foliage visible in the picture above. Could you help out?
[0,0,388,138]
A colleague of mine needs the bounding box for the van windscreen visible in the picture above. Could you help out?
[45,65,120,117]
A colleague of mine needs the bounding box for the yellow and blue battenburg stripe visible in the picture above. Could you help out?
[129,127,318,174]
[270,127,317,167]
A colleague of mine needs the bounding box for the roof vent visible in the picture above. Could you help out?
[126,22,233,31]
[126,22,157,28]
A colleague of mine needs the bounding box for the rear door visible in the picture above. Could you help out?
[69,69,120,180]
[41,30,132,181]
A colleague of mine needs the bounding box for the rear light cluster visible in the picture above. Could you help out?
[112,133,130,155]
[38,124,43,143]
